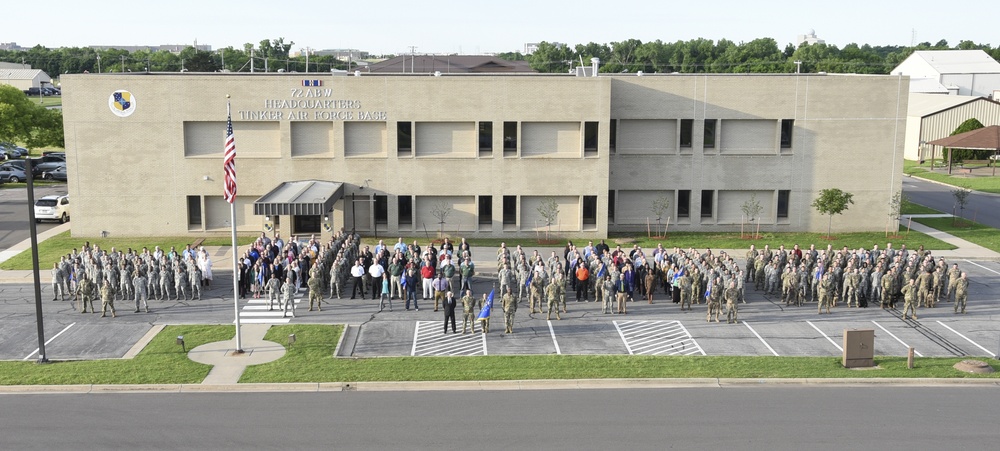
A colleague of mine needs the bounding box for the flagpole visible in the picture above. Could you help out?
[227,96,244,353]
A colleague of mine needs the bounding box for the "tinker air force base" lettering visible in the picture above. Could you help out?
[236,88,387,121]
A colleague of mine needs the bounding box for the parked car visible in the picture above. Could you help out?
[0,163,28,183]
[0,144,28,158]
[41,164,67,181]
[42,87,60,96]
[34,195,70,223]
[28,155,66,178]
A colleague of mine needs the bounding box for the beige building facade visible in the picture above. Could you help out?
[60,72,907,239]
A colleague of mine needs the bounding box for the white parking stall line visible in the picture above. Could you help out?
[806,321,844,352]
[410,321,485,357]
[641,338,701,356]
[410,321,420,356]
[613,321,634,355]
[547,321,561,355]
[24,322,76,361]
[615,320,705,356]
[871,321,923,357]
[964,260,1000,276]
[744,321,779,356]
[936,321,993,356]
[674,322,707,356]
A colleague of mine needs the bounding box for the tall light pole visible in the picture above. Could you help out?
[96,54,101,73]
[25,158,48,363]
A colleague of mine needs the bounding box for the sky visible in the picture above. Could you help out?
[5,0,996,55]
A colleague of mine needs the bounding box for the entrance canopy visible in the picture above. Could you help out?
[253,180,344,216]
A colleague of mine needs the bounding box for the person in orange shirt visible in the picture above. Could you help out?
[575,263,590,302]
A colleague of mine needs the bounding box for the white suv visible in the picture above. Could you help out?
[34,195,70,223]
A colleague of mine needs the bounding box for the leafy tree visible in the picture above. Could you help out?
[0,85,64,148]
[886,191,902,236]
[947,118,985,162]
[527,41,572,73]
[649,195,670,237]
[740,193,763,239]
[536,197,559,240]
[952,187,971,223]
[811,188,854,238]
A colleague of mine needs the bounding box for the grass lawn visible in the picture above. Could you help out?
[903,159,1000,194]
[0,325,228,385]
[240,325,1000,383]
[911,217,1000,254]
[901,199,941,215]
[0,179,65,189]
[27,97,63,108]
[369,230,956,253]
[0,231,257,271]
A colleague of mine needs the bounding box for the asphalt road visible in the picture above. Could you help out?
[4,387,999,450]
[902,176,1000,227]
[0,183,67,251]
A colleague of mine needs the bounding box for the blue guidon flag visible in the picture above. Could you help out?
[477,289,494,321]
[302,79,323,87]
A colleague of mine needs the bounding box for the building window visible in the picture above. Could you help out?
[397,122,412,156]
[704,119,717,148]
[398,195,412,226]
[608,190,616,223]
[780,119,794,148]
[502,195,516,225]
[700,190,714,218]
[503,121,517,156]
[777,190,790,218]
[187,196,201,226]
[478,121,492,156]
[294,215,321,234]
[609,119,617,154]
[677,190,690,218]
[583,195,597,227]
[374,195,388,225]
[680,119,693,148]
[584,121,599,155]
[479,195,492,225]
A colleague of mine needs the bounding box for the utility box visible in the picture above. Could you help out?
[843,329,875,368]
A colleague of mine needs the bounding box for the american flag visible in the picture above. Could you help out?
[223,111,237,204]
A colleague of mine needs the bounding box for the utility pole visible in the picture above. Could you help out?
[408,46,417,73]
[121,55,125,73]
[303,47,311,73]
[794,60,802,74]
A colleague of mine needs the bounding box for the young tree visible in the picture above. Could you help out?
[811,188,854,238]
[886,191,902,236]
[649,195,670,237]
[430,201,452,238]
[952,187,971,224]
[536,197,559,240]
[741,193,763,239]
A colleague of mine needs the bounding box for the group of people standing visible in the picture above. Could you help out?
[746,242,971,317]
[495,241,745,324]
[50,243,214,317]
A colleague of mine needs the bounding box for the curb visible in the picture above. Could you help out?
[2,378,998,394]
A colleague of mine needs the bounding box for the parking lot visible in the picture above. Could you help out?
[1,259,998,361]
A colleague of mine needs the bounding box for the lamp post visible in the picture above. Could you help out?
[96,54,101,73]
[25,158,48,363]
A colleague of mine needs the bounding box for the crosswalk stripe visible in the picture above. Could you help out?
[615,320,706,356]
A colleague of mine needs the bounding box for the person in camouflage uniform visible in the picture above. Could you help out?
[545,280,562,320]
[308,270,323,311]
[100,279,116,318]
[502,286,517,333]
[724,280,739,324]
[77,276,96,313]
[706,277,723,323]
[461,290,477,334]
[902,278,919,320]
[954,272,969,314]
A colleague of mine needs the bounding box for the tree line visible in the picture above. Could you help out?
[0,38,355,76]
[499,38,1000,74]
